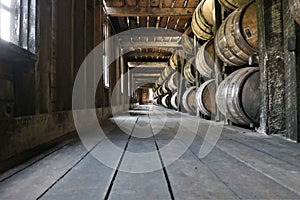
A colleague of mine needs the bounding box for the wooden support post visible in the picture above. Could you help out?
[177,51,185,112]
[194,35,200,117]
[213,0,223,122]
[257,0,285,135]
[283,0,300,142]
[36,0,53,114]
[86,0,95,109]
[94,2,104,108]
[55,0,74,111]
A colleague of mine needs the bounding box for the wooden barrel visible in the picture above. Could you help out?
[182,27,195,55]
[184,57,197,83]
[195,39,215,78]
[219,0,251,10]
[156,76,164,86]
[169,53,178,70]
[216,67,260,125]
[153,98,158,105]
[161,67,174,81]
[157,86,163,96]
[153,90,158,99]
[168,72,179,91]
[195,79,216,116]
[215,1,257,66]
[191,0,215,40]
[289,0,300,26]
[162,94,171,108]
[182,86,197,114]
[162,81,170,93]
[171,92,178,110]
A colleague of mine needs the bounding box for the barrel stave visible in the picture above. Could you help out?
[214,1,258,66]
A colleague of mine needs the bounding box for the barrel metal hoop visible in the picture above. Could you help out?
[182,86,197,113]
[217,16,241,66]
[235,67,259,123]
[228,9,251,63]
[230,69,253,124]
[195,45,212,77]
[234,1,258,53]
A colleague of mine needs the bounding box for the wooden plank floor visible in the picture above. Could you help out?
[1,105,300,199]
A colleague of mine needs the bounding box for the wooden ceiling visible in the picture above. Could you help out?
[103,0,199,32]
[103,0,199,86]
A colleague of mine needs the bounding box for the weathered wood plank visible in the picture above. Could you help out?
[283,0,300,142]
[157,140,239,199]
[256,0,286,135]
[109,140,170,199]
[120,41,181,48]
[105,7,194,17]
[188,135,300,199]
[0,140,88,200]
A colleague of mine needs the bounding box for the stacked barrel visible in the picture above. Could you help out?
[153,0,261,127]
[165,0,259,127]
[152,51,180,109]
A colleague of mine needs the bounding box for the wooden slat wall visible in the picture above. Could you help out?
[283,0,300,142]
[257,0,286,135]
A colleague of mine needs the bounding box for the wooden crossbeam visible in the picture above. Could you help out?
[105,7,194,17]
[128,62,168,67]
[126,52,171,58]
[120,41,181,48]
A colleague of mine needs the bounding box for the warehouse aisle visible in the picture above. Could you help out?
[1,105,300,200]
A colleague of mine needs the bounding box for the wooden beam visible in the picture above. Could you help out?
[133,74,161,77]
[132,68,165,74]
[126,52,172,58]
[104,7,194,17]
[128,61,168,67]
[119,30,182,37]
[120,41,181,48]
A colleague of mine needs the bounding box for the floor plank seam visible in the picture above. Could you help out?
[36,139,102,200]
[0,140,73,183]
[149,113,175,200]
[221,133,300,168]
[103,115,139,200]
[215,145,300,197]
[194,134,300,196]
[186,143,242,200]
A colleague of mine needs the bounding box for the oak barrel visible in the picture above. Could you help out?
[215,1,257,66]
[162,81,170,93]
[182,86,197,114]
[195,79,216,116]
[161,67,174,81]
[157,86,163,96]
[171,92,178,110]
[162,94,171,108]
[168,72,179,91]
[191,0,215,40]
[184,57,197,83]
[182,27,195,55]
[195,39,215,78]
[153,98,158,105]
[169,53,178,70]
[289,0,300,26]
[219,0,251,10]
[216,67,260,125]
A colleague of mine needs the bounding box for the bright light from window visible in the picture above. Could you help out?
[1,0,11,8]
[0,9,10,41]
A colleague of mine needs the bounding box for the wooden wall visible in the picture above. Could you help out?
[257,0,300,142]
[0,0,129,161]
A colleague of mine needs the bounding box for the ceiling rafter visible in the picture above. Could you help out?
[104,7,194,17]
